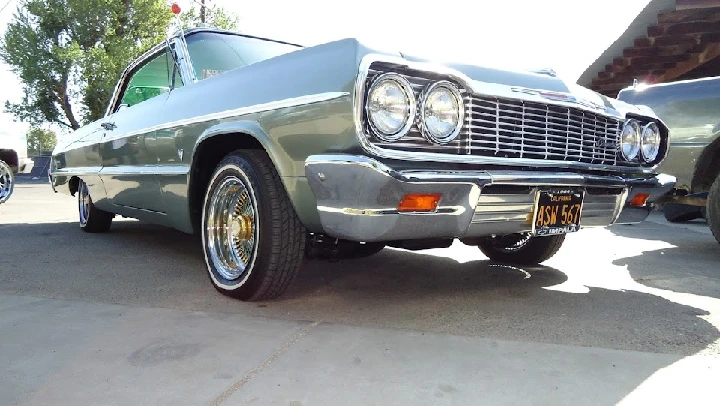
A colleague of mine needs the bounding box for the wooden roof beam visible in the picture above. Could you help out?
[623,43,697,57]
[657,41,720,81]
[648,20,720,36]
[676,0,720,10]
[658,6,720,24]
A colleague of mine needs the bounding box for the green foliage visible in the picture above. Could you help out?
[0,0,174,130]
[26,127,57,155]
[180,4,240,31]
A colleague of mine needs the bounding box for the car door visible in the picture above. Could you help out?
[98,49,177,214]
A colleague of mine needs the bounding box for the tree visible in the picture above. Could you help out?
[1,1,240,132]
[179,3,239,31]
[26,128,57,155]
[0,0,173,131]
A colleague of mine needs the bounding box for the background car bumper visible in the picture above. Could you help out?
[304,155,676,242]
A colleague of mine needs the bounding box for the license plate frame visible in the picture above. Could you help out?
[531,189,585,237]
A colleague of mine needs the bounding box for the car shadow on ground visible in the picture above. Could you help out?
[1,219,717,359]
[609,221,720,299]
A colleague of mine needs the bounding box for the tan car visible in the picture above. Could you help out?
[618,77,720,244]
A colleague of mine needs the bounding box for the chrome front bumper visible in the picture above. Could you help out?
[304,155,676,242]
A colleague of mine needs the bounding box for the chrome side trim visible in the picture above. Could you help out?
[668,141,710,148]
[352,53,667,174]
[51,165,190,177]
[100,165,190,176]
[95,92,349,146]
[50,166,103,177]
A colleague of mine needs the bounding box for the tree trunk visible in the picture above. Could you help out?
[56,88,80,130]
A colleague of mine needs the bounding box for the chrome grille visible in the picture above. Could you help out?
[467,96,621,165]
[362,64,628,167]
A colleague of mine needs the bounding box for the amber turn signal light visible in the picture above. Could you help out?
[397,193,442,213]
[629,193,650,207]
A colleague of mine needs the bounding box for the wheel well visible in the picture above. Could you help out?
[0,149,19,170]
[69,176,80,196]
[189,133,263,233]
[692,137,720,192]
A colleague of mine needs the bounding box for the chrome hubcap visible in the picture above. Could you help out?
[79,182,91,224]
[206,176,258,281]
[0,161,13,204]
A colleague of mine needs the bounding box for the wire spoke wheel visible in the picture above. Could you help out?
[477,233,566,265]
[493,233,532,253]
[206,176,259,281]
[0,160,14,204]
[78,181,91,225]
[201,151,306,301]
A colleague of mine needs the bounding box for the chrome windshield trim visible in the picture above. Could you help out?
[353,53,664,175]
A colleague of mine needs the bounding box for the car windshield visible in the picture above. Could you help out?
[185,32,302,80]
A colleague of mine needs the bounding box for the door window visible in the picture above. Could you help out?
[118,50,182,109]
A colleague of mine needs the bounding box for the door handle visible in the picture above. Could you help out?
[101,122,117,131]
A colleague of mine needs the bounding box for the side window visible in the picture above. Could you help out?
[119,50,181,109]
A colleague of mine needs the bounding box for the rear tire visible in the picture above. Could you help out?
[78,179,113,233]
[707,175,720,245]
[477,234,566,265]
[201,150,306,301]
[337,242,385,259]
[663,202,703,223]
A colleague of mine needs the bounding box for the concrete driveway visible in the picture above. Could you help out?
[1,180,719,405]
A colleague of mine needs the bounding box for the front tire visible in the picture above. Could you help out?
[477,233,566,265]
[663,202,703,223]
[78,179,113,233]
[707,174,720,245]
[201,150,306,301]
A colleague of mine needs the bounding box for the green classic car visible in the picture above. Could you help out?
[50,27,676,301]
[618,78,720,244]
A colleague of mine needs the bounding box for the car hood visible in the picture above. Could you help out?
[399,53,659,122]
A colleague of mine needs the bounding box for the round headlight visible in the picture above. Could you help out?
[620,119,641,161]
[640,122,661,163]
[420,81,464,144]
[366,73,415,141]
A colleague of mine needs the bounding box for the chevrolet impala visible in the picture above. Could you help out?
[49,27,676,301]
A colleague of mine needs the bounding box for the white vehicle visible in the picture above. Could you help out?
[0,130,29,204]
[0,130,30,174]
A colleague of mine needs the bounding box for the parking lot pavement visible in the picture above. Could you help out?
[2,183,720,405]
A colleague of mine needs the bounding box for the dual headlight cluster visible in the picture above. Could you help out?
[620,119,662,163]
[366,73,464,144]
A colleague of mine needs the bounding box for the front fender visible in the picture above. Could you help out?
[192,120,295,179]
[191,120,325,232]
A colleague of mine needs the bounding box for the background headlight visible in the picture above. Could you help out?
[366,74,415,141]
[420,82,464,144]
[640,122,661,162]
[620,119,641,161]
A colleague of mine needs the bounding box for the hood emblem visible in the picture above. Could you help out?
[511,87,607,112]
